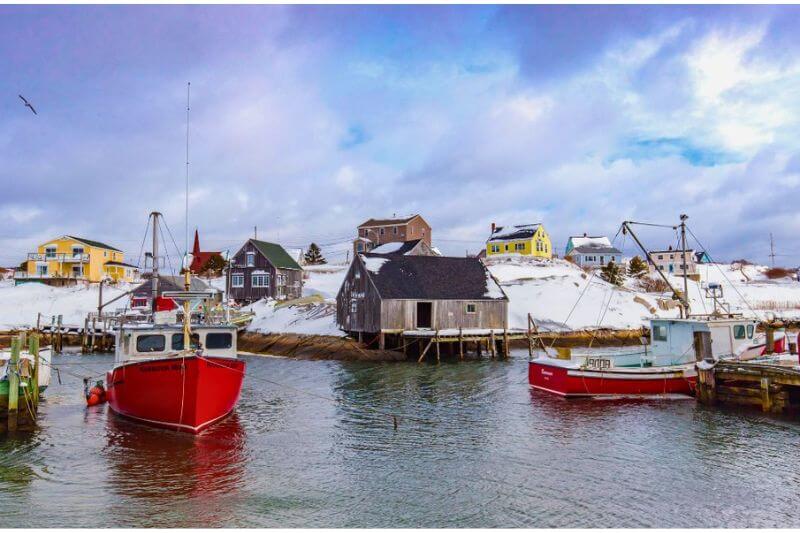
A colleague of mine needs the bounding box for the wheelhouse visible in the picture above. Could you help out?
[115,324,238,364]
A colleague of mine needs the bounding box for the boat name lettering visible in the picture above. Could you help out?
[586,357,612,370]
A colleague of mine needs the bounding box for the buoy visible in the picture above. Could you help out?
[85,380,108,406]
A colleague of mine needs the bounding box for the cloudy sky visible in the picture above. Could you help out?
[2,5,800,268]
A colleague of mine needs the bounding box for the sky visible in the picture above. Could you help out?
[2,5,800,268]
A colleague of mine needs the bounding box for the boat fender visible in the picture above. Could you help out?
[85,380,107,406]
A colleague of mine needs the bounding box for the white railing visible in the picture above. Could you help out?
[27,252,90,262]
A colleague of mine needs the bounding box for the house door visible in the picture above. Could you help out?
[416,302,432,329]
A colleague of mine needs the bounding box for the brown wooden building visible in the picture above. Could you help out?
[336,253,508,340]
[228,239,303,303]
[353,214,432,255]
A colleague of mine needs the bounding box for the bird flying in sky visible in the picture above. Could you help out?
[18,94,37,115]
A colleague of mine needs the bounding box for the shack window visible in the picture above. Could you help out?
[252,273,270,288]
[206,333,233,349]
[733,325,746,339]
[136,334,165,353]
[747,324,754,338]
[246,252,256,267]
[231,274,244,288]
[171,333,199,350]
[466,303,477,314]
[652,325,668,342]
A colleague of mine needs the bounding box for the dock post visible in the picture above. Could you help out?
[379,332,385,351]
[435,330,440,363]
[459,328,464,360]
[7,337,20,431]
[490,331,496,358]
[81,317,89,354]
[760,376,772,412]
[49,315,55,351]
[36,312,41,332]
[766,327,775,355]
[503,329,509,358]
[30,333,40,407]
[90,317,97,353]
[477,339,482,357]
[57,315,63,353]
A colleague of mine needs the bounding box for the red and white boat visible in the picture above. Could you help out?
[106,211,245,433]
[106,323,245,433]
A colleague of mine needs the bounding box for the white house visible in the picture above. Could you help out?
[565,234,622,268]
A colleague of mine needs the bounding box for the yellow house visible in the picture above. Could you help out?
[486,223,553,259]
[22,236,138,284]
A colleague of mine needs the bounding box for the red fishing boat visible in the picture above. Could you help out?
[106,212,245,433]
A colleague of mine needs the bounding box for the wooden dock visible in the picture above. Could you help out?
[2,333,43,432]
[696,360,800,415]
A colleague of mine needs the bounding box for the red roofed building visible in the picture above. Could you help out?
[189,230,224,274]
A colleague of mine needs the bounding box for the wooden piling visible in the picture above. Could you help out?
[459,328,464,360]
[503,329,509,358]
[489,331,496,358]
[435,330,440,363]
[30,333,40,406]
[7,337,20,431]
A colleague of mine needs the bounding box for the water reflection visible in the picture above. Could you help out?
[103,412,247,499]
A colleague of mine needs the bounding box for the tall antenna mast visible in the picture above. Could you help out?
[185,81,191,257]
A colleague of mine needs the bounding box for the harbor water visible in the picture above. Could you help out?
[2,350,800,527]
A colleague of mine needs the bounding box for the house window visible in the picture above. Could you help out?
[36,265,48,277]
[231,273,244,288]
[380,228,385,235]
[657,255,663,260]
[350,300,358,313]
[246,252,255,267]
[505,244,509,251]
[45,246,57,259]
[357,243,363,252]
[393,226,398,235]
[72,265,83,277]
[354,269,361,280]
[252,273,270,288]
[72,246,84,258]
[515,243,525,251]
[652,325,668,342]
[491,245,500,253]
[466,303,477,314]
[733,325,746,340]
[410,227,414,235]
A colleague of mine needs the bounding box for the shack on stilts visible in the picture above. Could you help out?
[336,253,517,361]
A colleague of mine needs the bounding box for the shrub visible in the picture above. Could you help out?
[764,267,795,280]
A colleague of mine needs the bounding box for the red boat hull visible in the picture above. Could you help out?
[529,360,695,398]
[106,355,245,433]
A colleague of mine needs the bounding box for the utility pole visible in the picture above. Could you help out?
[679,214,690,319]
[769,232,776,267]
[254,225,257,240]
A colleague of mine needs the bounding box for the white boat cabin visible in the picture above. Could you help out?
[115,324,238,364]
[649,317,759,365]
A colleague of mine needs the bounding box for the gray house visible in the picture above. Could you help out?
[336,254,508,342]
[565,235,622,268]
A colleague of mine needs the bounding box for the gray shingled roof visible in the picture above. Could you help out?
[360,254,507,301]
[358,215,419,227]
[571,244,622,255]
[487,224,541,242]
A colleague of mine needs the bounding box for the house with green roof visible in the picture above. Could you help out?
[228,238,303,303]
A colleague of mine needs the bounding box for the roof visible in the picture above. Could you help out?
[369,239,423,256]
[358,214,420,227]
[250,239,302,270]
[568,235,611,248]
[104,261,139,268]
[132,276,212,296]
[569,236,622,255]
[649,248,696,254]
[66,236,122,252]
[487,223,541,242]
[189,251,223,272]
[359,254,507,301]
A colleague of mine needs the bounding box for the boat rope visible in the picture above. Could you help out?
[197,355,438,427]
[685,225,765,322]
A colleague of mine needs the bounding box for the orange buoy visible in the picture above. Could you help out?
[87,393,101,406]
[85,380,108,406]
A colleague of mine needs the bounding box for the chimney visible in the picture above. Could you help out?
[668,245,673,251]
[583,232,587,237]
[491,222,496,234]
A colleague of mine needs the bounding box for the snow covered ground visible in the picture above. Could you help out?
[2,257,800,336]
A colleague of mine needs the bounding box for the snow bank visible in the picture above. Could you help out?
[245,298,341,336]
[0,280,132,330]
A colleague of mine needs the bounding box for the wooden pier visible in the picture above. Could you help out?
[696,361,800,415]
[2,333,43,432]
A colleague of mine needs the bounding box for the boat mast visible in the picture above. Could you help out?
[183,81,192,351]
[151,211,160,315]
[622,220,690,318]
[679,214,691,318]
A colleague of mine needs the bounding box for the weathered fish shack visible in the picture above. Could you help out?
[336,253,510,359]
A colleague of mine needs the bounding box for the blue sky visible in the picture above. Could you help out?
[2,5,800,267]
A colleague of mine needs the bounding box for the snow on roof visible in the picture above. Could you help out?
[369,241,406,254]
[570,236,612,249]
[483,270,506,299]
[358,214,419,227]
[488,223,541,242]
[362,256,390,274]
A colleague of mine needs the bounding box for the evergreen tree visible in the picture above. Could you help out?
[600,260,624,286]
[627,255,648,278]
[304,243,326,265]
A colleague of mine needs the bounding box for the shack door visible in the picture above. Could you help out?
[416,302,432,329]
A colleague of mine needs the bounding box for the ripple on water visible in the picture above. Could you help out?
[3,351,800,527]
